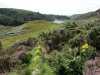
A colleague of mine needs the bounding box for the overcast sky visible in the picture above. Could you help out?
[0,0,100,16]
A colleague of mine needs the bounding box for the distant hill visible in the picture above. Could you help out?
[75,8,100,19]
[0,8,70,26]
[70,14,83,19]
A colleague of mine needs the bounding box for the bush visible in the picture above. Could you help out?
[39,22,79,53]
[21,68,31,75]
[0,41,2,51]
[47,45,84,75]
[87,26,100,50]
[19,37,37,47]
[81,45,96,60]
[18,52,32,64]
[68,56,83,75]
[17,64,32,75]
[83,57,100,75]
[68,34,85,48]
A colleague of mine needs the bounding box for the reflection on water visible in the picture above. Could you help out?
[53,20,65,24]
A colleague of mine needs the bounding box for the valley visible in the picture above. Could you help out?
[0,8,100,75]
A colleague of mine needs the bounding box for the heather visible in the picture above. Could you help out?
[0,14,100,75]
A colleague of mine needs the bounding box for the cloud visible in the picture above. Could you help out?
[0,4,8,8]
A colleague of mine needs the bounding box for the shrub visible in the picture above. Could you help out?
[19,37,37,47]
[18,52,32,64]
[68,34,85,48]
[68,56,83,75]
[47,45,84,75]
[63,22,76,30]
[83,57,100,75]
[81,45,96,60]
[21,68,31,75]
[39,22,79,53]
[17,64,32,75]
[0,41,2,52]
[85,22,94,30]
[87,26,100,50]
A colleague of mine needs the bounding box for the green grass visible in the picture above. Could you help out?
[7,72,18,75]
[0,20,60,48]
[0,25,13,32]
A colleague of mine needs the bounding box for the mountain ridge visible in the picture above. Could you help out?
[72,8,100,19]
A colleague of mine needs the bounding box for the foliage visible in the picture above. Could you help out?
[28,44,55,75]
[68,34,85,48]
[0,41,2,51]
[38,21,99,75]
[85,19,100,29]
[0,15,24,26]
[83,56,100,75]
[19,52,32,64]
[87,26,100,50]
[1,20,59,48]
[0,37,37,73]
[0,8,70,26]
[46,43,96,75]
[39,22,79,53]
[81,45,96,60]
[20,68,32,75]
[17,64,32,75]
[0,18,100,75]
[47,45,84,75]
[19,37,37,47]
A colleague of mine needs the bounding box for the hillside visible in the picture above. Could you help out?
[75,8,100,19]
[0,19,99,75]
[0,8,70,26]
[0,8,100,75]
[70,14,83,19]
[0,20,60,48]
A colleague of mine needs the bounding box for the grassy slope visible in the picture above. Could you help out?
[0,20,60,48]
[0,25,13,32]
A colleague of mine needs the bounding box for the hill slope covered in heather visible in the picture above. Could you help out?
[0,8,100,75]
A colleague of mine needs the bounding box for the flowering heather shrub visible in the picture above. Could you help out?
[17,51,26,60]
[83,56,100,75]
[0,54,24,73]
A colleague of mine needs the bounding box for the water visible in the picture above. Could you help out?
[53,20,65,24]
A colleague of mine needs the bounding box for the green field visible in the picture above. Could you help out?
[0,20,60,48]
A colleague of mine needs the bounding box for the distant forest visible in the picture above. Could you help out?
[0,8,70,26]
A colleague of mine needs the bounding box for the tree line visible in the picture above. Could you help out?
[0,8,70,26]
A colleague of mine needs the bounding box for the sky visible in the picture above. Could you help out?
[0,0,100,16]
